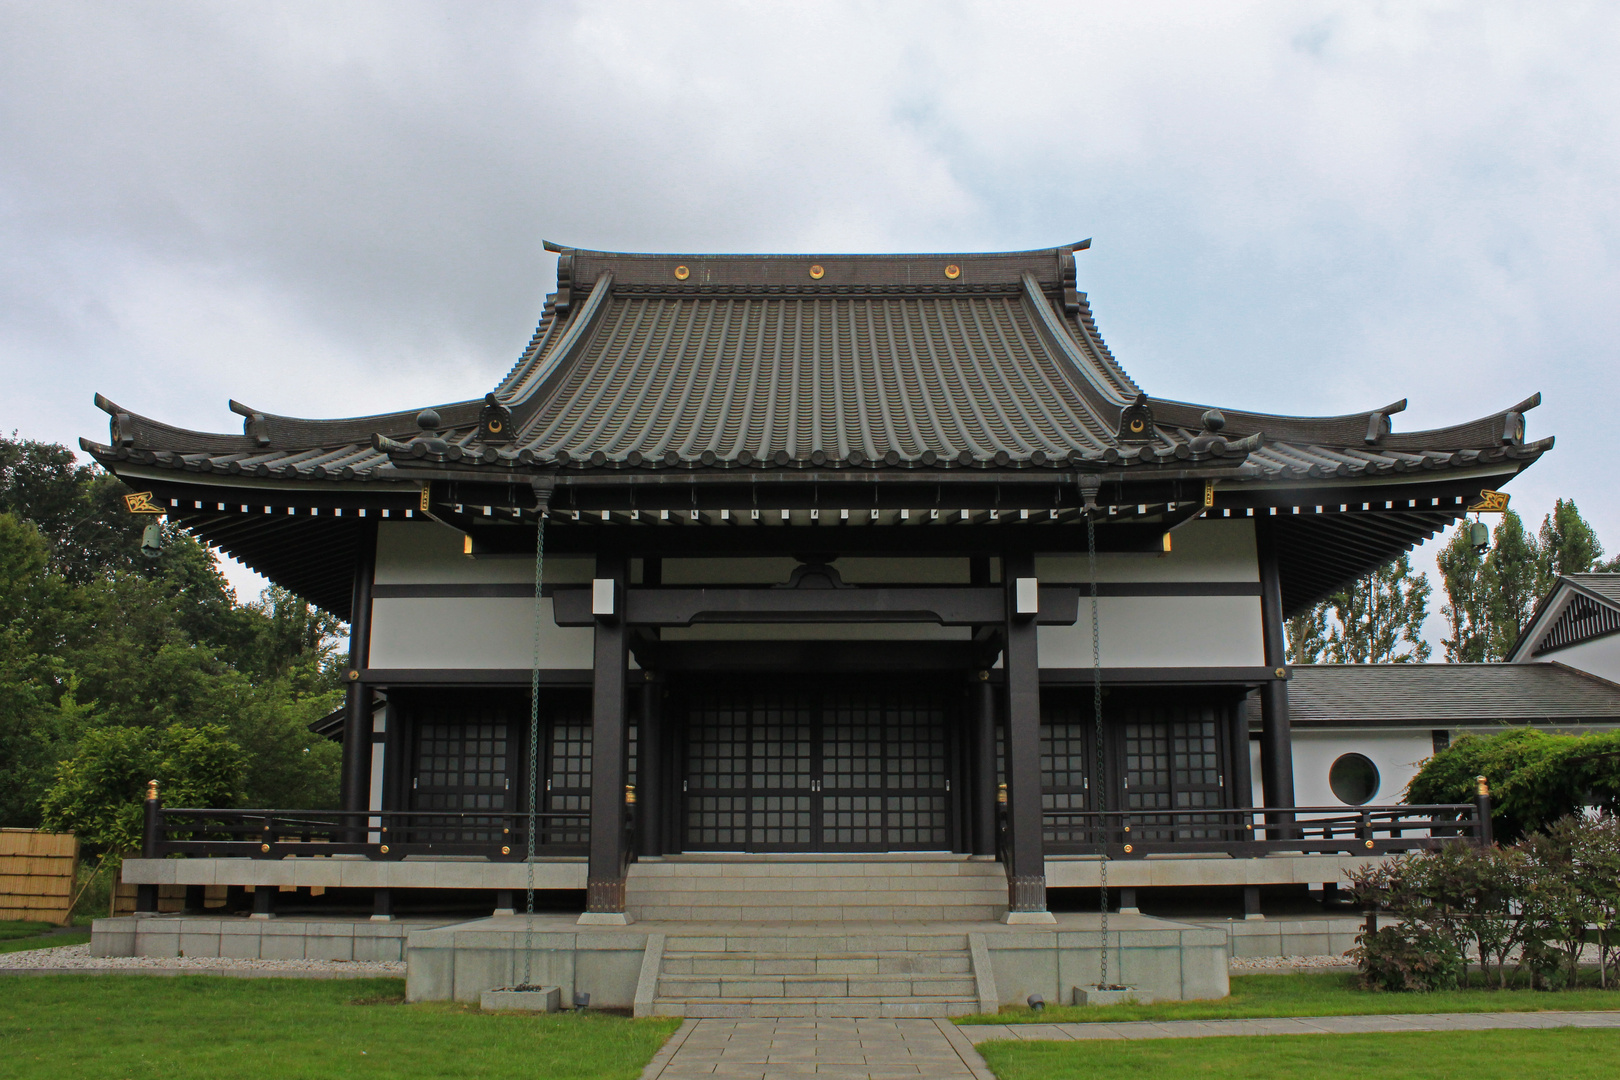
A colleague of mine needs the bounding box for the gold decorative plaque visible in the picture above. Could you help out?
[944,264,961,279]
[674,265,689,280]
[809,264,825,279]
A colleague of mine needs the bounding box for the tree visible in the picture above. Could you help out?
[1323,553,1432,663]
[1536,498,1606,596]
[1479,511,1542,660]
[0,438,346,826]
[1284,555,1431,664]
[1437,524,1488,663]
[39,723,246,852]
[1285,604,1329,665]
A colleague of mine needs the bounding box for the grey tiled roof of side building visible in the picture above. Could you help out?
[1254,663,1620,726]
[1567,574,1620,606]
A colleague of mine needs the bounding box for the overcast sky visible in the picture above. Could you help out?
[3,2,1617,643]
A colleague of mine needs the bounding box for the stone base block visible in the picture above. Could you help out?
[1073,986,1154,1006]
[481,987,561,1012]
[577,911,634,926]
[1001,910,1057,925]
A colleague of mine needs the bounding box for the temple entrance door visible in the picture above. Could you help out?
[679,679,956,853]
[1120,710,1226,841]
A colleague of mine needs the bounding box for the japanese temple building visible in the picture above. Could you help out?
[87,244,1554,1007]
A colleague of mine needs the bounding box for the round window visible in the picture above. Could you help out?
[1329,753,1380,805]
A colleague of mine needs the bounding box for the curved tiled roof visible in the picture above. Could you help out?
[84,243,1549,487]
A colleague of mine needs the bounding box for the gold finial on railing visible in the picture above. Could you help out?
[625,784,637,806]
[1477,775,1489,798]
[997,783,1008,806]
[146,779,159,801]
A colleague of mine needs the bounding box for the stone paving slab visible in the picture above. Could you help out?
[961,1010,1620,1043]
[641,1017,995,1080]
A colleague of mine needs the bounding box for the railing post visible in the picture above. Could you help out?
[1474,776,1493,847]
[136,779,161,914]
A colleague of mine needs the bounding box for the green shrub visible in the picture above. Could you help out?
[1348,814,1620,991]
[39,723,245,851]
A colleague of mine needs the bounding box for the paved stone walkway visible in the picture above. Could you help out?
[960,1009,1620,1044]
[639,1017,996,1079]
[638,1011,1620,1078]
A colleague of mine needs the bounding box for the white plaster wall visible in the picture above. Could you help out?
[369,596,594,669]
[1291,729,1435,807]
[1038,596,1265,668]
[374,520,594,585]
[1537,635,1620,683]
[1035,519,1258,583]
[660,556,970,585]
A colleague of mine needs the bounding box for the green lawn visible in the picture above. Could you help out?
[0,921,90,954]
[978,1028,1620,1080]
[962,972,1620,1025]
[0,975,680,1080]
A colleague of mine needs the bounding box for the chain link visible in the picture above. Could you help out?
[1088,510,1108,989]
[522,500,547,988]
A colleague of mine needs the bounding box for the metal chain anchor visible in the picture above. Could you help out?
[522,490,548,989]
[1088,507,1108,989]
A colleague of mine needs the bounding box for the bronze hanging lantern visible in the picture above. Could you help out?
[140,521,163,559]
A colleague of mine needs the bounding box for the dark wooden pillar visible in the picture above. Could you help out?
[1255,522,1297,828]
[970,673,998,857]
[585,554,631,919]
[638,673,664,857]
[1001,551,1049,917]
[341,520,379,818]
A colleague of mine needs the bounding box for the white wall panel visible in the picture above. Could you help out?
[1038,596,1264,667]
[659,556,971,585]
[1539,636,1620,683]
[1290,729,1434,807]
[1036,519,1258,583]
[369,597,594,669]
[374,521,592,585]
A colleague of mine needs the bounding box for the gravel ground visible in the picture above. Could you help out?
[0,943,404,977]
[1230,954,1356,971]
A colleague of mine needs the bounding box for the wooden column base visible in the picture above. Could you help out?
[1006,874,1048,912]
[586,877,627,913]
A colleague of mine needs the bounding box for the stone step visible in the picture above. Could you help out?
[661,951,972,976]
[656,973,978,999]
[663,933,972,952]
[649,996,981,1019]
[634,903,1002,922]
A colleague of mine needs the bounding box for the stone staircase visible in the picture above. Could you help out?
[648,930,984,1018]
[626,854,1008,922]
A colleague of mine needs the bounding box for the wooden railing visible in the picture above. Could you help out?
[1039,804,1484,858]
[152,807,590,860]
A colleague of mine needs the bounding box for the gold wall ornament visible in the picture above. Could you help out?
[1123,844,1133,853]
[996,782,1007,806]
[379,844,389,854]
[1203,479,1216,508]
[1467,489,1511,513]
[674,265,690,280]
[625,784,637,806]
[944,264,961,279]
[501,845,511,855]
[419,484,432,512]
[123,491,165,514]
[260,843,270,853]
[808,264,825,279]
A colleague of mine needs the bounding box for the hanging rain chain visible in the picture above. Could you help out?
[1087,506,1109,990]
[522,492,548,989]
